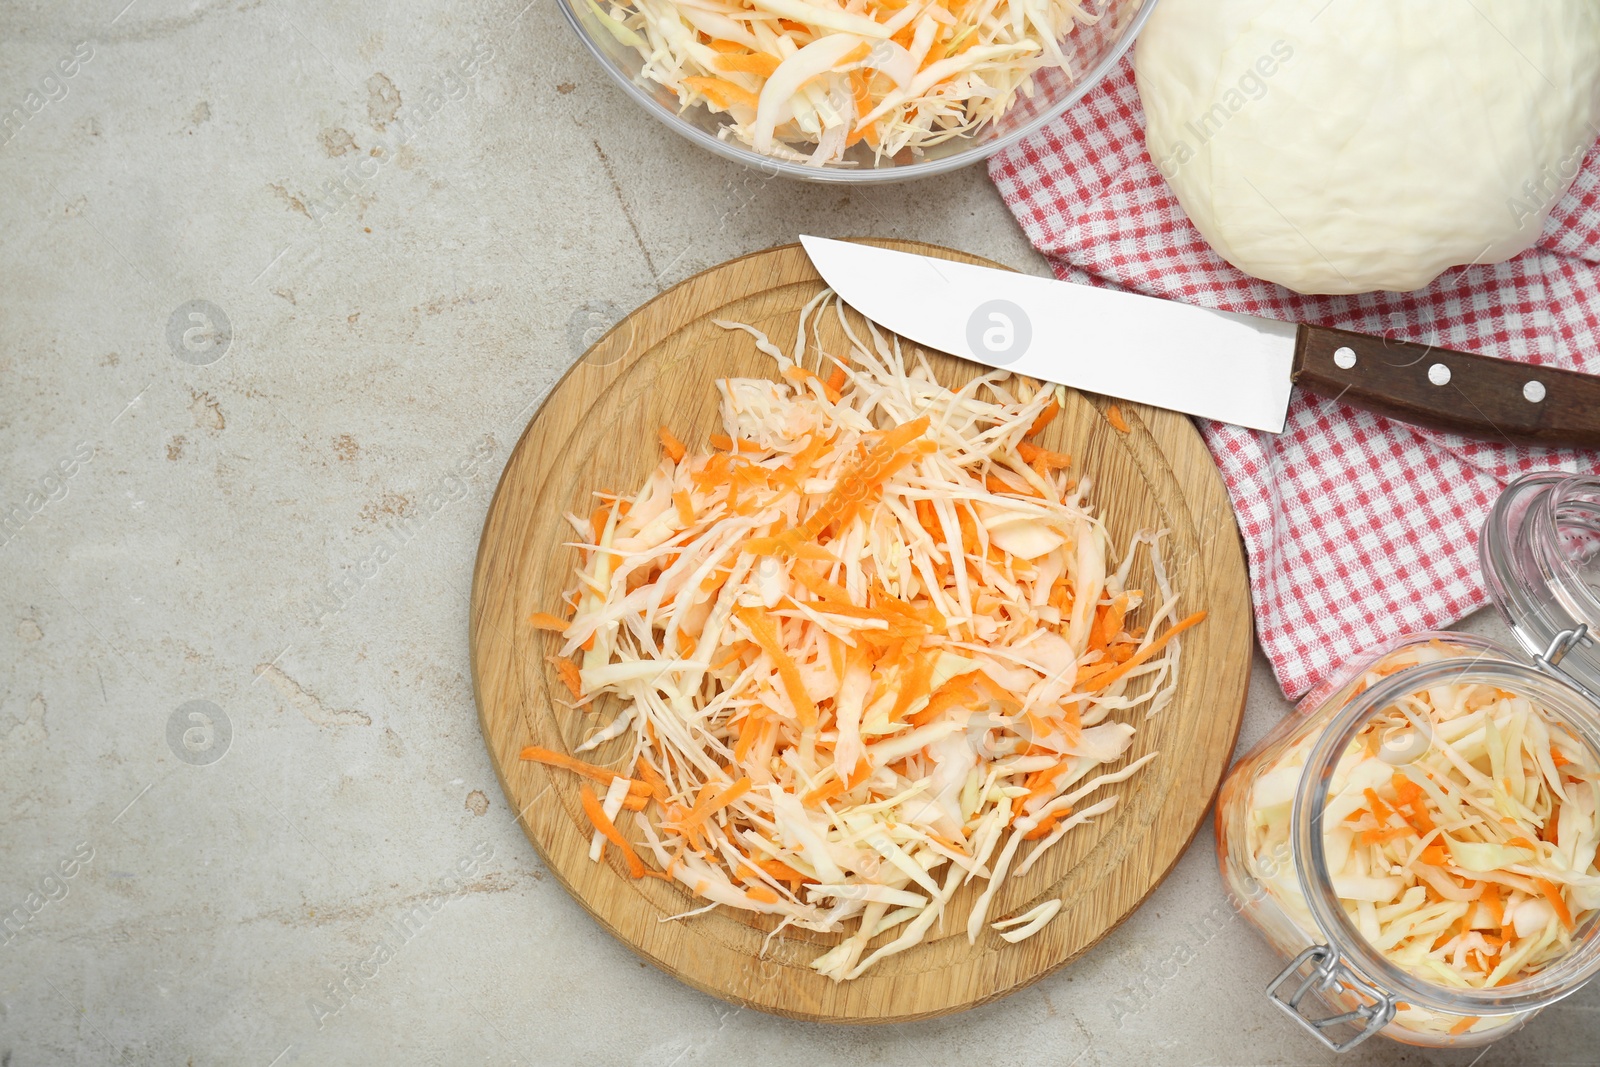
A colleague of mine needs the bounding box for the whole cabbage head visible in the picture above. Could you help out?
[1135,0,1600,295]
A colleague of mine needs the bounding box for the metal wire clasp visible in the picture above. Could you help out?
[1266,945,1395,1053]
[1533,625,1599,704]
[1536,625,1590,671]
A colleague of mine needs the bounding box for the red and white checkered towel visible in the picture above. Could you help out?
[989,56,1600,699]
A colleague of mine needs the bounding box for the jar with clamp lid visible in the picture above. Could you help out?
[1214,472,1600,1051]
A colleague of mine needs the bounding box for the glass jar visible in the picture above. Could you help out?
[1215,472,1600,1051]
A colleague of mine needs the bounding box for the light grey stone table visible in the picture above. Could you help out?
[2,2,1595,1064]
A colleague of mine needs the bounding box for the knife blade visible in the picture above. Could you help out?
[799,236,1600,449]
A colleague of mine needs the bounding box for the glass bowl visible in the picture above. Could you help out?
[558,0,1157,182]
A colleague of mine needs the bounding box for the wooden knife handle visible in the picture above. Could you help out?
[1292,324,1600,449]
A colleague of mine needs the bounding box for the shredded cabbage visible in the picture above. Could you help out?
[526,293,1203,979]
[586,0,1100,165]
[1245,641,1600,1038]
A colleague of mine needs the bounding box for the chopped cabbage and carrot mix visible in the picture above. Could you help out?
[583,0,1102,165]
[523,294,1202,979]
[1247,642,1600,1037]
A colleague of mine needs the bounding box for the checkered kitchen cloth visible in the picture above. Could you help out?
[989,56,1600,699]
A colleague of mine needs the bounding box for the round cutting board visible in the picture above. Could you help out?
[470,240,1251,1023]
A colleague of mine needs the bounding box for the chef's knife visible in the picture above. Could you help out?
[800,236,1600,448]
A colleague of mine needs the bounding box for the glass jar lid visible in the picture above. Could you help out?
[1481,472,1600,701]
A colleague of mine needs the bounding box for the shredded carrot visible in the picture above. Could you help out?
[1105,405,1130,433]
[847,70,872,136]
[713,51,781,78]
[782,365,822,390]
[802,776,846,807]
[1024,808,1069,839]
[1076,611,1206,692]
[708,433,764,452]
[986,473,1041,498]
[712,643,751,671]
[589,503,612,540]
[634,757,669,803]
[757,857,810,885]
[1026,397,1060,437]
[1537,878,1575,931]
[1392,775,1437,836]
[736,606,817,729]
[520,746,651,799]
[581,784,646,878]
[789,416,931,543]
[673,489,695,526]
[1362,788,1394,824]
[528,611,569,632]
[888,651,935,722]
[908,675,978,727]
[1361,826,1413,845]
[732,711,768,764]
[680,75,759,112]
[1017,442,1070,472]
[658,427,687,464]
[549,656,584,699]
[675,777,753,842]
[1481,883,1504,929]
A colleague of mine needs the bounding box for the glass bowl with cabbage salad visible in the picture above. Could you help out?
[559,0,1156,179]
[1216,472,1600,1052]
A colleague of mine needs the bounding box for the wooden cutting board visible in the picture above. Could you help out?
[469,240,1251,1023]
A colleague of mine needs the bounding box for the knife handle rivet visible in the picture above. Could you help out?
[1333,346,1357,370]
[1524,380,1546,404]
[1427,362,1452,386]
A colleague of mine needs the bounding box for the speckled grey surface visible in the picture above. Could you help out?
[1,2,1596,1064]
